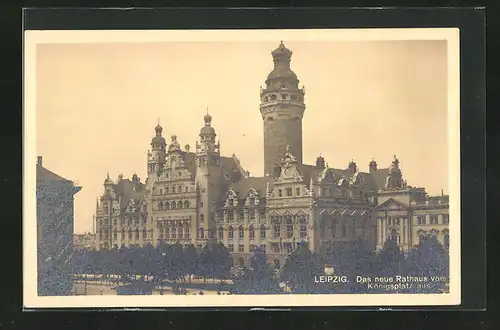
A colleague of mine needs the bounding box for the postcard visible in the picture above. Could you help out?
[24,27,460,308]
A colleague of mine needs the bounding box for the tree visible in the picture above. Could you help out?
[197,245,213,284]
[406,236,449,293]
[376,238,407,277]
[183,244,198,283]
[233,247,280,294]
[211,243,232,283]
[280,242,323,293]
[318,239,377,293]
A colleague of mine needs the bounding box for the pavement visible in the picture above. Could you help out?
[73,282,225,296]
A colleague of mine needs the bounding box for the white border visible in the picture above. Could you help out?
[23,28,461,308]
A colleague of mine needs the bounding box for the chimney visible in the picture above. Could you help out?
[37,156,43,167]
[185,144,191,152]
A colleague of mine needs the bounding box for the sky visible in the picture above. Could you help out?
[35,39,449,234]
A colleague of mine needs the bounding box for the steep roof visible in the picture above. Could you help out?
[228,176,271,197]
[112,178,147,210]
[36,164,73,185]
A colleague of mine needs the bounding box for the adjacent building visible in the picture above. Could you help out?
[36,156,81,295]
[94,42,450,266]
[73,232,96,251]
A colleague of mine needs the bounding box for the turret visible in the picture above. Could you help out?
[195,111,222,246]
[148,120,166,174]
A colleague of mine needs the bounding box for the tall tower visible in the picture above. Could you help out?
[195,112,222,246]
[260,41,306,176]
[148,122,166,175]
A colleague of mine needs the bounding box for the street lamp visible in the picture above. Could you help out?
[324,264,335,276]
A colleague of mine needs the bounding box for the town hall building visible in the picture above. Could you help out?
[94,42,450,267]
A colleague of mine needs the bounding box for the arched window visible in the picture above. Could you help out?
[143,229,147,239]
[184,200,190,208]
[158,202,163,210]
[260,225,266,239]
[99,229,103,240]
[171,201,176,209]
[249,225,255,239]
[165,201,170,209]
[121,228,125,240]
[199,228,205,239]
[128,229,132,240]
[239,225,244,239]
[218,227,223,240]
[270,94,277,101]
[228,226,234,239]
[178,201,183,209]
[135,228,139,240]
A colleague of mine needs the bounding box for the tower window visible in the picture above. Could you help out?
[178,172,182,177]
[267,117,274,121]
[291,95,297,101]
[270,94,277,101]
[281,94,287,100]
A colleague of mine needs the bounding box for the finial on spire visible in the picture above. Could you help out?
[107,172,110,179]
[157,117,160,125]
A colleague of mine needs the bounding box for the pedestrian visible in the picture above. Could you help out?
[199,291,204,295]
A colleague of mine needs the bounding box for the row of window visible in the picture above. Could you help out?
[415,214,449,225]
[157,200,191,210]
[220,209,266,222]
[225,197,259,207]
[221,224,268,240]
[263,93,302,102]
[159,227,190,240]
[155,184,190,195]
[98,218,149,227]
[228,243,266,253]
[99,228,152,241]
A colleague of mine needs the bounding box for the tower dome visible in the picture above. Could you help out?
[200,111,216,135]
[267,41,298,82]
[151,123,166,145]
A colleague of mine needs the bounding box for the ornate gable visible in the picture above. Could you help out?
[274,145,304,185]
[375,198,409,211]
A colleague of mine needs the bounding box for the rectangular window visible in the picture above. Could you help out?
[218,228,223,240]
[442,214,449,224]
[185,186,188,192]
[165,187,169,193]
[172,186,176,193]
[228,244,234,252]
[260,244,266,252]
[239,211,245,221]
[249,210,256,221]
[430,215,439,224]
[286,188,293,196]
[178,185,182,193]
[259,210,266,221]
[300,223,307,238]
[260,226,266,239]
[113,219,117,226]
[200,214,204,222]
[273,225,280,239]
[238,244,244,252]
[296,187,301,196]
[177,227,182,239]
[278,189,283,197]
[250,244,255,252]
[143,230,147,239]
[178,172,182,177]
[121,219,125,226]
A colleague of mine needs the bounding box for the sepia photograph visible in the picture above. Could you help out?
[23,28,461,308]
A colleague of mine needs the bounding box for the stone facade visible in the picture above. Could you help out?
[94,42,450,266]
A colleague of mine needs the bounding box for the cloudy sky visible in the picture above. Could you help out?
[35,37,449,234]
